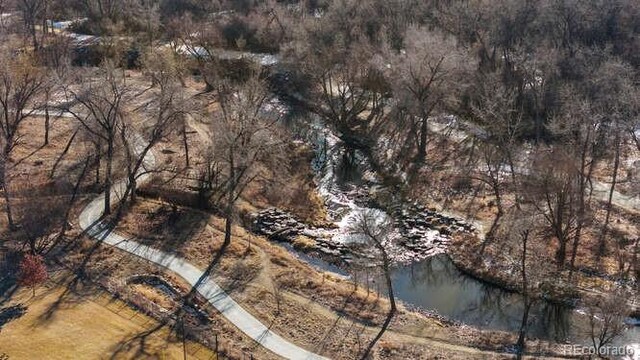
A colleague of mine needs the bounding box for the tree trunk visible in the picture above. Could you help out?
[361,252,396,359]
[182,122,190,168]
[556,236,567,269]
[1,159,15,230]
[569,144,595,281]
[416,117,428,162]
[516,230,530,359]
[129,176,137,203]
[223,213,232,247]
[486,179,504,240]
[516,300,532,359]
[104,140,114,215]
[223,155,235,248]
[95,145,101,185]
[44,106,50,146]
[534,112,543,144]
[31,26,38,50]
[2,178,15,230]
[599,133,620,256]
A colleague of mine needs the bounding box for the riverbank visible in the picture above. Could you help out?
[111,197,574,359]
[356,115,640,318]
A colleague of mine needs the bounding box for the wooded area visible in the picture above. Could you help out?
[0,0,638,359]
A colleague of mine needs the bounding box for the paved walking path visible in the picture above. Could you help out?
[37,108,330,359]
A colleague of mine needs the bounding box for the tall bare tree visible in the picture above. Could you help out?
[471,74,524,237]
[141,47,190,166]
[549,91,602,279]
[64,64,127,216]
[17,0,46,50]
[0,53,46,229]
[207,76,286,248]
[525,147,580,269]
[286,28,389,155]
[119,74,184,205]
[350,210,397,360]
[590,60,639,256]
[388,26,473,163]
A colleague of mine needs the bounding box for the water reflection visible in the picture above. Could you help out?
[281,108,640,348]
[386,255,640,345]
[390,255,574,340]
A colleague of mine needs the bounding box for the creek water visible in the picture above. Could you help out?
[286,110,640,349]
[391,256,639,348]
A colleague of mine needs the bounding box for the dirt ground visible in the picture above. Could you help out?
[0,68,603,359]
[404,128,639,301]
[111,198,567,359]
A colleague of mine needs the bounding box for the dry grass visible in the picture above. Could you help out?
[9,116,99,192]
[57,236,277,360]
[0,277,215,360]
[291,235,317,251]
[130,284,176,310]
[117,199,262,282]
[112,198,550,359]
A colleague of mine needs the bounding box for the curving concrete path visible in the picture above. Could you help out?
[39,110,328,360]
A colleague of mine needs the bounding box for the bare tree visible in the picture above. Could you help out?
[64,64,127,216]
[349,210,398,360]
[525,147,580,269]
[388,26,473,163]
[549,91,602,279]
[515,228,531,359]
[17,0,46,50]
[585,291,629,356]
[471,74,524,237]
[119,76,184,205]
[0,53,46,229]
[169,14,225,92]
[287,29,389,155]
[207,76,286,248]
[493,207,548,359]
[590,60,639,256]
[141,47,190,166]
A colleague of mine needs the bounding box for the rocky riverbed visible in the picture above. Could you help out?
[252,199,478,267]
[252,109,480,268]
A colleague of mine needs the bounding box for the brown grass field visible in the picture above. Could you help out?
[0,273,216,360]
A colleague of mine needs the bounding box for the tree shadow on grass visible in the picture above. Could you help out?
[183,233,231,302]
[34,272,94,326]
[0,304,27,330]
[0,278,18,307]
[108,322,170,360]
[35,214,123,325]
[311,286,377,355]
[11,144,46,169]
[126,203,210,257]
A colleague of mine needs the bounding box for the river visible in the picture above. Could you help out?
[52,19,639,356]
[285,108,640,350]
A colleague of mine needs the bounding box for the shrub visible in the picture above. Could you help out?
[18,254,48,296]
